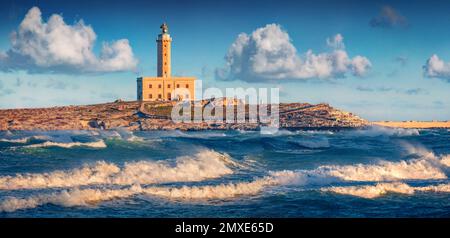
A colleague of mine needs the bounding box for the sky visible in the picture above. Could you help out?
[0,0,450,121]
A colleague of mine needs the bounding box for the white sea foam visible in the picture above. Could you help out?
[322,182,415,199]
[113,129,145,142]
[4,142,449,190]
[69,130,100,136]
[182,132,227,138]
[0,136,49,143]
[98,130,121,138]
[323,182,450,199]
[260,128,293,136]
[0,150,236,190]
[417,183,450,193]
[237,129,256,134]
[141,170,302,200]
[1,138,30,143]
[4,179,450,212]
[309,158,446,181]
[24,140,107,149]
[440,155,450,167]
[297,130,334,135]
[2,142,449,211]
[350,126,420,137]
[305,143,450,182]
[0,185,143,212]
[0,170,304,212]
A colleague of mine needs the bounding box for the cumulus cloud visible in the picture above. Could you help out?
[370,5,408,28]
[423,54,450,82]
[0,7,138,74]
[215,24,371,82]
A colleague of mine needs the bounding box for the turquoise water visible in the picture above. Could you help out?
[0,127,449,217]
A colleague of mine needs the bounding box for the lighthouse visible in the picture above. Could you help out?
[137,23,196,101]
[157,23,171,78]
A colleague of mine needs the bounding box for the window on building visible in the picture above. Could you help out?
[158,84,162,89]
[186,84,189,88]
[167,84,171,88]
[167,93,171,100]
[158,94,162,99]
[176,84,180,88]
[149,84,152,88]
[149,94,152,99]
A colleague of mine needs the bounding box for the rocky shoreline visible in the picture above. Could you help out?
[0,100,369,131]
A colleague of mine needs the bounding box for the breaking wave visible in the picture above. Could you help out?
[350,126,420,137]
[0,150,236,190]
[309,157,446,182]
[0,185,142,212]
[304,144,450,182]
[260,128,294,136]
[24,140,107,149]
[3,143,449,190]
[3,180,450,212]
[1,142,450,212]
[110,129,145,142]
[322,182,415,199]
[0,136,49,143]
[142,170,304,200]
[0,170,304,212]
[323,182,450,199]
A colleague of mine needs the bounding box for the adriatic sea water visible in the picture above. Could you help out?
[0,127,449,217]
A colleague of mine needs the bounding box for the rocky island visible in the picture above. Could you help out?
[0,99,368,131]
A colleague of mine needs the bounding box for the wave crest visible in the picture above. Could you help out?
[0,136,49,143]
[350,126,420,137]
[311,158,446,181]
[0,150,235,190]
[0,185,142,212]
[323,182,415,199]
[24,140,107,149]
[306,144,450,182]
[323,182,450,199]
[0,170,304,212]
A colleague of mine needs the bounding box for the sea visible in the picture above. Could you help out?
[0,127,449,217]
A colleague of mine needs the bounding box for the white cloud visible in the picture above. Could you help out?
[0,6,138,74]
[326,33,345,49]
[215,24,371,82]
[423,54,450,81]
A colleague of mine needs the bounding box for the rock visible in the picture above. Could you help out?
[0,99,369,131]
[88,119,105,129]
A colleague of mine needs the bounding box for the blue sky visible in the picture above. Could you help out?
[0,0,449,121]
